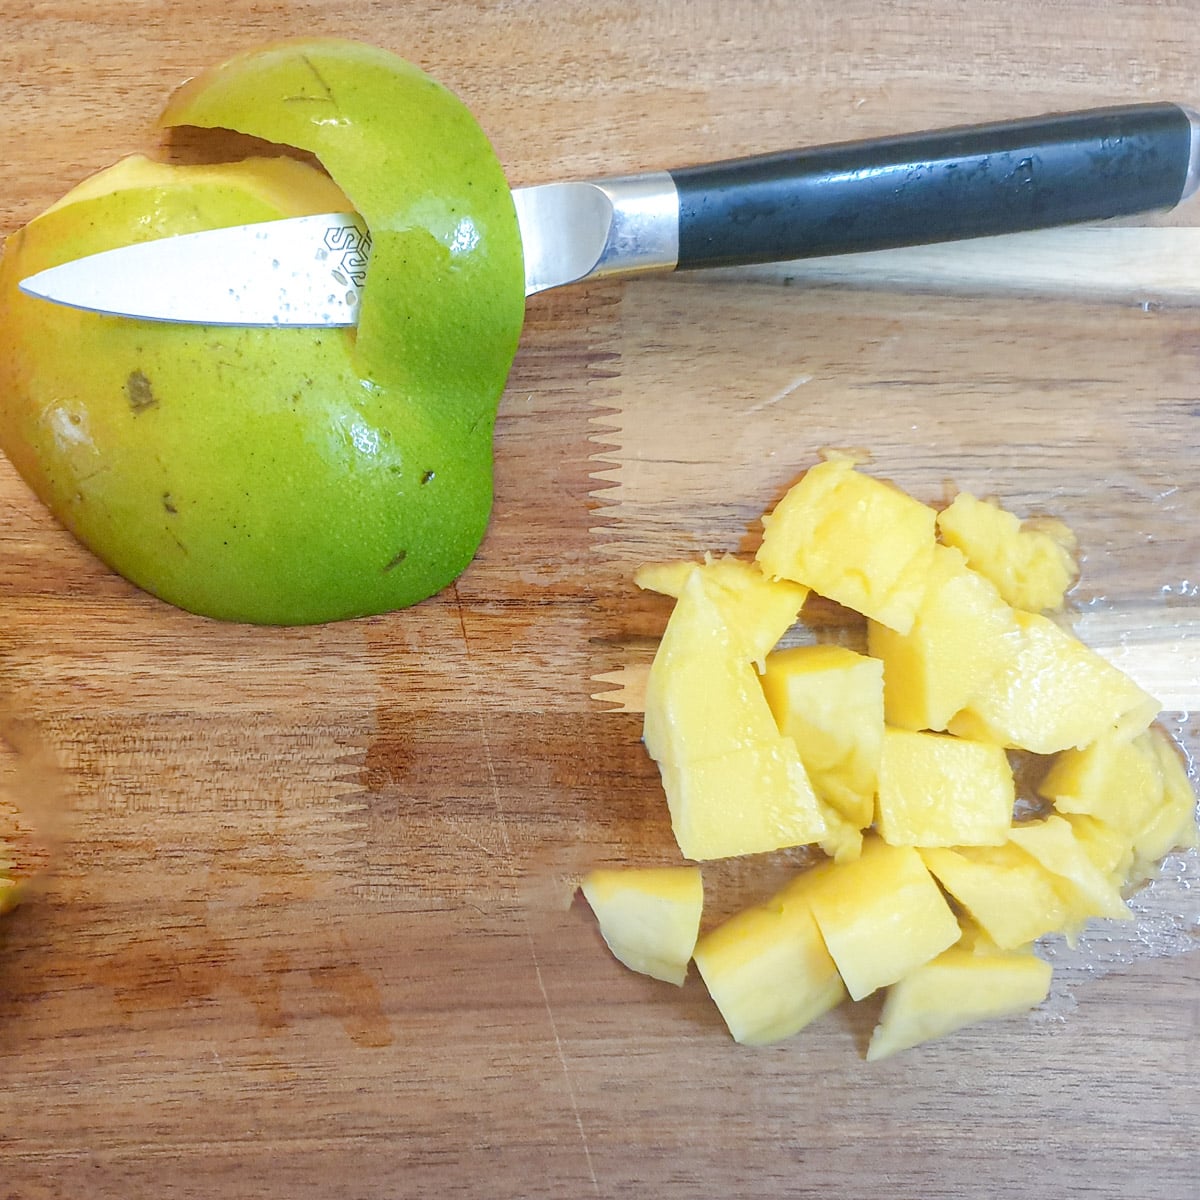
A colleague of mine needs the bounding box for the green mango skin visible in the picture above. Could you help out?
[0,39,525,624]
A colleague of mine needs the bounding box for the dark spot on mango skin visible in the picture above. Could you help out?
[420,469,435,485]
[383,549,408,572]
[126,370,157,413]
[162,493,178,515]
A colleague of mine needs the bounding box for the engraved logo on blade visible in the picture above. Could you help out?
[324,224,372,288]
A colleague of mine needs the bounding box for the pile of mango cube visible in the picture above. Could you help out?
[582,456,1198,1059]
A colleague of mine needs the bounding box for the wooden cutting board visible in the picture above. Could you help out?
[1,3,1197,1197]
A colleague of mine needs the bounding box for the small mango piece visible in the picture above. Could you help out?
[920,843,1069,949]
[759,643,883,829]
[580,866,704,986]
[1062,812,1135,889]
[947,610,1160,754]
[936,491,1078,613]
[876,727,1014,847]
[868,544,1019,732]
[693,874,847,1045]
[756,457,937,634]
[1141,726,1200,864]
[644,566,840,861]
[642,568,784,765]
[635,555,808,665]
[1038,727,1198,872]
[657,739,838,861]
[866,942,1052,1061]
[800,836,960,1001]
[628,554,806,667]
[1008,815,1132,930]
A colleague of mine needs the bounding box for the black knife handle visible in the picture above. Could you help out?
[668,103,1198,270]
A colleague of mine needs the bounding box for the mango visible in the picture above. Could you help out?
[876,727,1014,847]
[1039,727,1199,875]
[866,941,1052,1061]
[1008,815,1132,931]
[1063,813,1136,888]
[800,836,960,1001]
[658,740,844,862]
[936,491,1077,612]
[867,544,1019,731]
[920,843,1069,949]
[642,568,791,765]
[643,567,845,861]
[588,460,1196,1058]
[0,38,525,623]
[756,457,937,634]
[636,555,808,665]
[947,610,1160,753]
[693,874,846,1045]
[580,866,704,986]
[759,644,882,829]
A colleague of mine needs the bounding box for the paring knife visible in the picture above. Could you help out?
[19,102,1200,326]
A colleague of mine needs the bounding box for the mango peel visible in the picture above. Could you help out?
[0,38,525,623]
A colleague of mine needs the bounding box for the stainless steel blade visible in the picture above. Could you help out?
[17,176,681,324]
[19,212,372,326]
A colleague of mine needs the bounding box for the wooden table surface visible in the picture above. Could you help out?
[2,3,1198,1197]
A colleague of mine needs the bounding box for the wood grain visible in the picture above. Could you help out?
[1,4,1197,1198]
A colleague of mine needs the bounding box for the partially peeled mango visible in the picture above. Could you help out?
[0,38,526,624]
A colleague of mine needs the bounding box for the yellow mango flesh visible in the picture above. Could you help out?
[693,874,846,1045]
[876,728,1014,847]
[799,836,960,1001]
[920,843,1069,949]
[602,459,1195,1057]
[635,555,808,665]
[1039,727,1198,872]
[642,569,784,765]
[1140,727,1200,864]
[1063,813,1136,887]
[657,740,835,862]
[756,457,937,634]
[643,567,837,860]
[580,866,704,986]
[868,543,1019,732]
[1007,815,1131,928]
[759,643,882,829]
[947,610,1160,754]
[866,943,1052,1061]
[936,491,1077,613]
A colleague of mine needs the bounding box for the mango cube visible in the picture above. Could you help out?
[581,866,704,985]
[694,874,846,1045]
[866,942,1052,1060]
[868,544,1019,732]
[657,739,836,861]
[920,843,1069,949]
[800,836,960,1001]
[876,727,1014,847]
[1040,727,1198,874]
[642,569,784,765]
[1141,726,1200,863]
[947,610,1160,754]
[1063,813,1135,888]
[635,555,807,665]
[936,491,1078,613]
[760,644,883,829]
[1007,815,1131,929]
[756,457,937,634]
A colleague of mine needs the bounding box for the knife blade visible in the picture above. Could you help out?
[19,102,1200,326]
